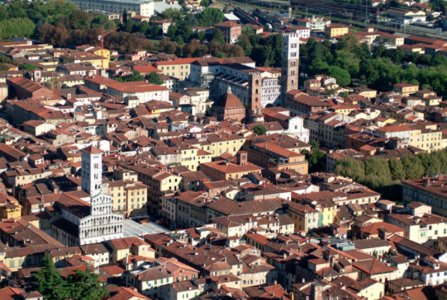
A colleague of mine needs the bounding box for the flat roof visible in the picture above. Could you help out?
[122,219,168,237]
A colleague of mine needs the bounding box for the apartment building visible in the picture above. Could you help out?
[386,212,447,244]
[325,24,350,38]
[246,142,309,174]
[72,0,155,17]
[85,76,169,108]
[155,58,198,80]
[104,180,148,217]
[375,123,446,153]
[403,176,447,217]
[198,133,245,158]
[125,165,181,216]
[151,145,212,171]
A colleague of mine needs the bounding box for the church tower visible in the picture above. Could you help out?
[81,146,103,196]
[79,146,123,245]
[282,32,300,95]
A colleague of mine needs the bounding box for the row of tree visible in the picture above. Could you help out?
[334,150,447,200]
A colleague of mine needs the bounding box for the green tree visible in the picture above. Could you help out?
[388,158,406,181]
[32,254,69,300]
[335,157,365,182]
[66,270,108,300]
[198,8,224,26]
[212,28,225,44]
[401,155,425,179]
[303,141,325,172]
[237,34,253,55]
[328,66,351,86]
[19,63,38,71]
[420,153,442,177]
[146,72,163,85]
[115,71,144,82]
[252,125,267,136]
[0,18,35,40]
[200,0,211,7]
[0,64,9,71]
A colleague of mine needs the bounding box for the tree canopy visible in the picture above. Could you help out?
[32,254,107,300]
[252,125,267,136]
[302,141,325,173]
[335,149,447,200]
[146,72,164,85]
[301,35,447,96]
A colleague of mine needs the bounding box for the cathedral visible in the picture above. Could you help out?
[51,146,123,246]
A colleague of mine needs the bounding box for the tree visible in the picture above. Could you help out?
[66,270,108,300]
[401,155,425,179]
[19,63,38,71]
[115,71,144,82]
[0,18,35,40]
[198,8,224,27]
[329,66,351,87]
[237,34,252,55]
[252,124,267,136]
[200,0,211,7]
[212,28,225,44]
[0,64,9,71]
[304,141,325,172]
[122,8,128,23]
[32,254,69,300]
[388,158,406,181]
[335,157,365,182]
[146,72,163,85]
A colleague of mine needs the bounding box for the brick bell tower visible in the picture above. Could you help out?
[248,71,264,122]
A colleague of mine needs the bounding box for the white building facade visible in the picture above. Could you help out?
[73,0,155,17]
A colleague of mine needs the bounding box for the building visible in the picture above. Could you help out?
[212,88,246,122]
[126,165,181,216]
[282,32,300,94]
[198,133,245,157]
[393,83,419,96]
[386,212,447,244]
[170,88,212,116]
[296,16,331,31]
[72,0,155,17]
[210,64,279,119]
[6,77,55,100]
[85,76,169,108]
[104,180,148,217]
[155,58,198,80]
[215,21,242,44]
[246,142,309,174]
[284,91,333,116]
[403,176,447,217]
[325,24,349,38]
[189,56,255,88]
[150,145,212,171]
[374,123,445,153]
[200,152,262,181]
[51,147,124,245]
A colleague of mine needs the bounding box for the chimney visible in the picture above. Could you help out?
[237,151,248,166]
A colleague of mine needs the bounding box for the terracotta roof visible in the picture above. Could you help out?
[216,90,244,110]
[353,259,397,275]
[81,146,103,154]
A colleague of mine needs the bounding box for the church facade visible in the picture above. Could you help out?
[51,146,124,246]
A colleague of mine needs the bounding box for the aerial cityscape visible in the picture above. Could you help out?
[2,0,447,299]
